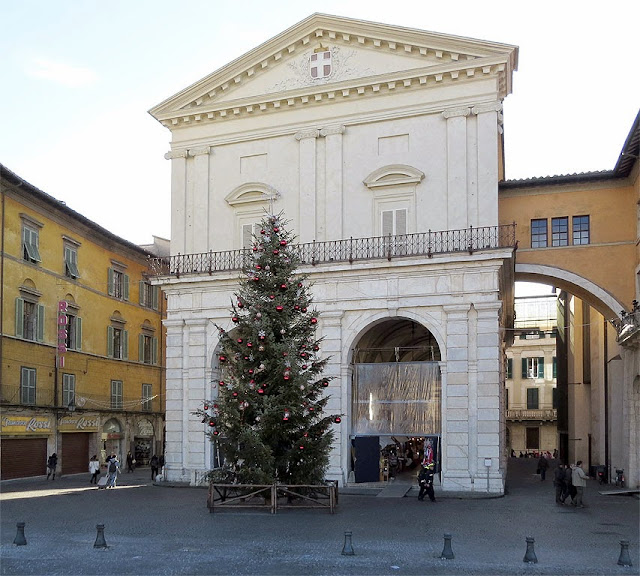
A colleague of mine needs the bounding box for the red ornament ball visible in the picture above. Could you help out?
[219,356,227,363]
[232,316,239,323]
[310,317,318,324]
[237,301,244,308]
[322,380,329,387]
[253,276,259,282]
[273,249,279,255]
[258,388,264,394]
[280,240,287,246]
[232,392,238,397]
[280,284,287,290]
[276,305,284,312]
[213,430,219,436]
[334,417,341,423]
[274,227,280,233]
[299,445,304,450]
[208,420,216,427]
[219,380,226,387]
[269,294,275,300]
[247,342,253,348]
[237,338,243,344]
[260,229,266,235]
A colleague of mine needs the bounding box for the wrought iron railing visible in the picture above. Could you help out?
[148,224,517,278]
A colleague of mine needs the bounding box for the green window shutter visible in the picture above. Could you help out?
[122,330,129,360]
[152,286,159,310]
[37,304,45,342]
[139,281,145,305]
[538,358,544,379]
[552,357,557,379]
[108,268,114,296]
[107,326,114,357]
[139,334,144,362]
[522,358,528,379]
[15,298,24,338]
[76,317,82,351]
[152,337,158,365]
[123,274,130,301]
[507,358,513,379]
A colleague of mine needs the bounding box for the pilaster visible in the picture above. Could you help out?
[295,129,319,243]
[164,150,188,255]
[321,125,345,241]
[472,102,502,227]
[188,146,211,254]
[442,107,470,230]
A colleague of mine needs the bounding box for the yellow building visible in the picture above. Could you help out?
[0,165,166,479]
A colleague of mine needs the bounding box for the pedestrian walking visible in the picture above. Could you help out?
[106,455,120,488]
[571,460,589,507]
[553,462,566,504]
[150,454,159,481]
[89,455,100,484]
[46,453,58,480]
[126,451,135,473]
[537,455,549,481]
[417,461,436,502]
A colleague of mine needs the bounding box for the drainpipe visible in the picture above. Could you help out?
[604,319,609,482]
[0,180,5,398]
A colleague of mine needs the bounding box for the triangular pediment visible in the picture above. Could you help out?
[150,13,517,127]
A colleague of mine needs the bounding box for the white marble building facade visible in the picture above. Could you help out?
[150,14,518,492]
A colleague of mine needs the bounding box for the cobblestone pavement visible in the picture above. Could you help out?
[1,459,638,575]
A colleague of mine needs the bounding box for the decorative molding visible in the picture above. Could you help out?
[19,213,44,229]
[363,164,425,189]
[188,146,211,157]
[164,150,188,160]
[320,125,346,137]
[442,106,471,119]
[225,182,280,206]
[471,101,502,115]
[295,129,320,141]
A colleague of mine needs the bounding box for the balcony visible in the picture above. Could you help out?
[148,224,517,278]
[506,409,557,422]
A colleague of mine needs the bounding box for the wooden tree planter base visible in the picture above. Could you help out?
[207,481,338,514]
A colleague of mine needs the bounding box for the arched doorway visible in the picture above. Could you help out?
[101,418,123,463]
[350,318,442,483]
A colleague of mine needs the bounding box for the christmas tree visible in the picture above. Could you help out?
[196,213,340,485]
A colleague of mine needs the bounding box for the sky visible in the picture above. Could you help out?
[1,0,638,259]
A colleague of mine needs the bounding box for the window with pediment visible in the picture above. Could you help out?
[225,183,280,250]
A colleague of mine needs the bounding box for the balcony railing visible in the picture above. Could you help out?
[149,224,517,277]
[506,409,557,421]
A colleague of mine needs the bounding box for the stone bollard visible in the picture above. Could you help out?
[13,522,27,546]
[617,540,633,567]
[341,531,355,556]
[523,536,538,564]
[94,524,108,549]
[440,533,455,559]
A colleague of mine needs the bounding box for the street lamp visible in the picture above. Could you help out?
[67,398,76,413]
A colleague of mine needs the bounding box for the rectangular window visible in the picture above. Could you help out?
[552,356,557,379]
[522,357,544,379]
[108,267,129,300]
[505,388,509,410]
[531,219,548,248]
[139,281,159,310]
[65,313,82,351]
[64,245,80,278]
[20,367,36,405]
[62,373,75,408]
[573,215,590,245]
[108,326,128,360]
[526,388,539,410]
[241,223,261,250]
[552,387,558,410]
[15,299,44,342]
[111,380,123,410]
[22,225,41,263]
[551,217,569,247]
[381,209,407,236]
[506,358,513,379]
[142,383,152,412]
[139,334,157,365]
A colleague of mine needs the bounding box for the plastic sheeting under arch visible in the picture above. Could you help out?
[352,362,441,436]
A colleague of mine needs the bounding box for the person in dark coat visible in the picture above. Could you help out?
[417,461,436,502]
[537,455,549,481]
[563,464,576,503]
[126,451,135,473]
[553,462,566,504]
[150,454,159,481]
[46,453,58,480]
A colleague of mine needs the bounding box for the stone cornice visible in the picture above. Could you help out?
[164,150,188,160]
[154,55,512,129]
[188,146,211,157]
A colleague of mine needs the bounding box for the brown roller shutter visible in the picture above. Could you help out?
[61,433,90,475]
[0,438,48,480]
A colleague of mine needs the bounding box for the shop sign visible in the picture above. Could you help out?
[58,415,99,432]
[107,433,122,439]
[137,420,154,437]
[1,415,53,435]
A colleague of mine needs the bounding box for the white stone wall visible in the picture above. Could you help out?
[161,254,511,492]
